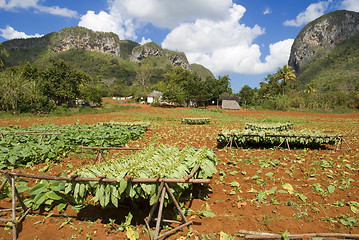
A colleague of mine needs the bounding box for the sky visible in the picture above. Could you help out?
[1,0,358,92]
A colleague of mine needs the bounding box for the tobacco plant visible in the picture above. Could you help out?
[65,145,218,207]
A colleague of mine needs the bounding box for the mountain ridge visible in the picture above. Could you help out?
[2,26,212,80]
[288,10,359,74]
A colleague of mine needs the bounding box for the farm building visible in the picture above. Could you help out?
[221,96,240,110]
[147,90,163,103]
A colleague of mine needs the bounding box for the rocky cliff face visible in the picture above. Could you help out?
[3,26,202,73]
[3,26,122,57]
[51,27,121,56]
[288,10,359,74]
[130,42,190,69]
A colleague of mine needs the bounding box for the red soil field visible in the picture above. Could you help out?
[0,101,358,239]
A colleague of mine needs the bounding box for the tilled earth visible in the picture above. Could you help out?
[0,100,358,239]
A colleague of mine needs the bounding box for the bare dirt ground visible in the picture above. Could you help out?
[0,100,358,239]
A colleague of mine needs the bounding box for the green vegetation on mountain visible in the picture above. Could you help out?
[0,27,229,114]
[1,26,213,87]
[238,10,359,111]
[296,35,359,90]
[189,63,215,80]
[288,10,359,74]
[0,43,8,69]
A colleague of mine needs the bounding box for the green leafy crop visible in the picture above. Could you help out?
[0,123,146,168]
[66,145,218,207]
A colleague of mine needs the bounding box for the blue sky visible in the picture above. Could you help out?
[1,0,358,92]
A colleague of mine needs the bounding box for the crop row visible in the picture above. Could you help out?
[0,123,146,168]
[65,144,218,207]
[217,129,340,148]
[182,118,211,125]
[98,121,151,130]
[244,122,294,131]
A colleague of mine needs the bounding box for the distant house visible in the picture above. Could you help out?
[221,96,240,110]
[147,91,163,103]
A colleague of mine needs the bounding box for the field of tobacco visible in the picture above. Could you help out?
[0,100,358,239]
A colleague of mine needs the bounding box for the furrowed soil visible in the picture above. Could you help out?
[0,100,358,240]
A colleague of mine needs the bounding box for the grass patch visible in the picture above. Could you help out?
[0,103,139,118]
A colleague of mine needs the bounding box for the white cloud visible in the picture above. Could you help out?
[263,7,271,15]
[36,5,78,18]
[75,1,294,76]
[0,25,43,40]
[283,1,331,27]
[263,39,295,70]
[110,0,233,28]
[140,37,152,45]
[163,5,254,52]
[77,0,233,41]
[78,11,129,39]
[0,0,78,18]
[162,4,293,75]
[0,0,38,9]
[341,0,359,11]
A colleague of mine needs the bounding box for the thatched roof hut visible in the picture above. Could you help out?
[221,99,240,110]
[147,91,163,103]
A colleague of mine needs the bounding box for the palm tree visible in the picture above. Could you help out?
[274,65,296,94]
[0,43,9,69]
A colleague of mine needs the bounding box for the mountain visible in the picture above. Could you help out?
[1,26,213,82]
[287,10,359,108]
[288,10,359,74]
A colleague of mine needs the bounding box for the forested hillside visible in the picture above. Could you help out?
[238,10,359,111]
[0,27,230,113]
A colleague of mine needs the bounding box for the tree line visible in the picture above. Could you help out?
[238,65,359,110]
[0,43,232,113]
[0,59,103,113]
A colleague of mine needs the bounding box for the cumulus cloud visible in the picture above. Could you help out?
[284,1,331,27]
[111,0,233,28]
[263,39,295,70]
[77,0,234,41]
[0,0,78,18]
[0,25,43,40]
[78,11,130,39]
[341,0,359,11]
[162,4,293,75]
[76,1,294,75]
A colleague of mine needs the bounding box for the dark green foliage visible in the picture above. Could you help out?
[160,67,231,106]
[41,59,91,106]
[80,84,104,106]
[0,123,146,168]
[238,85,255,106]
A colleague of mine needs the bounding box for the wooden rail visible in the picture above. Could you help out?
[78,146,144,150]
[0,166,210,184]
[0,162,208,239]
